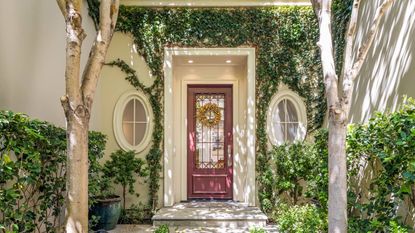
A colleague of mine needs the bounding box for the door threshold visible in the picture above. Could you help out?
[182,199,235,203]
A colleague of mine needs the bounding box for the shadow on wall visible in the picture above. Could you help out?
[349,0,415,123]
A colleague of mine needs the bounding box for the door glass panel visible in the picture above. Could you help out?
[195,94,225,169]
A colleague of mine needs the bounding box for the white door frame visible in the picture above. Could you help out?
[163,47,256,206]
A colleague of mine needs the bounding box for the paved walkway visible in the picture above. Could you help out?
[109,224,279,232]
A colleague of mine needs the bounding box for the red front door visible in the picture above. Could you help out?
[187,84,233,199]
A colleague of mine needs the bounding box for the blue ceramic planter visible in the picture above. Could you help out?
[90,196,122,231]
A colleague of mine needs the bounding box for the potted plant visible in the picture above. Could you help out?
[89,150,147,231]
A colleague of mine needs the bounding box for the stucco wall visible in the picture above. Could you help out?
[0,1,96,128]
[95,32,154,206]
[349,0,415,123]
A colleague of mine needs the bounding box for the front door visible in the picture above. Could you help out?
[187,84,233,199]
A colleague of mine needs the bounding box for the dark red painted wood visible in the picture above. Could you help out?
[187,84,233,200]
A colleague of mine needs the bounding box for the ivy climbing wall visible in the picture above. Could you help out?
[87,1,353,211]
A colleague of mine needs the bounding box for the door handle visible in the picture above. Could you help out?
[227,144,232,167]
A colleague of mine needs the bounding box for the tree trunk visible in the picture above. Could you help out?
[328,115,347,233]
[57,0,119,232]
[64,111,89,233]
[311,0,397,231]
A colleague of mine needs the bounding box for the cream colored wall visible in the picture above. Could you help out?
[0,2,156,207]
[349,0,415,123]
[95,32,155,206]
[0,1,95,128]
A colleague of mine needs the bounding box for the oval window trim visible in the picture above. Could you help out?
[113,90,153,152]
[267,89,307,145]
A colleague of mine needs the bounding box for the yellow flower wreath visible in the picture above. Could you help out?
[197,103,222,128]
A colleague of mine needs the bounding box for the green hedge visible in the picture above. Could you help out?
[0,111,106,233]
[267,98,415,232]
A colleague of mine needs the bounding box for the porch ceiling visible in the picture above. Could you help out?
[173,55,247,66]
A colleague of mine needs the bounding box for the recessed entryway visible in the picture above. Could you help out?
[164,48,256,207]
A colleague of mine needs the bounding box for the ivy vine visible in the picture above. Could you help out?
[88,1,353,212]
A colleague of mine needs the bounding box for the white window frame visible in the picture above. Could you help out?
[267,89,307,145]
[113,90,153,152]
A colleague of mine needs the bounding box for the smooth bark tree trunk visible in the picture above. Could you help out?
[310,0,397,232]
[57,0,119,232]
[328,118,347,232]
[64,112,90,232]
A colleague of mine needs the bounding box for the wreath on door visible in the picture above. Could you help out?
[197,103,222,128]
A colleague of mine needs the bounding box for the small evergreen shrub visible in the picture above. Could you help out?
[273,204,327,233]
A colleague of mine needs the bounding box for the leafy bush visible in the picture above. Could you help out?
[304,129,328,209]
[347,97,415,231]
[118,203,152,224]
[154,224,169,233]
[266,129,328,211]
[268,97,415,231]
[273,204,327,232]
[249,227,267,233]
[0,111,106,233]
[270,142,315,205]
[102,150,147,211]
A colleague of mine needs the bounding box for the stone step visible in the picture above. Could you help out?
[109,224,280,233]
[152,202,268,228]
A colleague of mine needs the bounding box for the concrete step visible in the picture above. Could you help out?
[152,202,268,228]
[109,224,280,232]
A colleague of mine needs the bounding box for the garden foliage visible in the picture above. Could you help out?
[0,111,106,233]
[267,98,415,232]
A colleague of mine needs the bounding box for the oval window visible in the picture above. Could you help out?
[267,89,307,145]
[114,90,152,152]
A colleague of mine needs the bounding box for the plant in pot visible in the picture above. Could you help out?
[89,150,147,231]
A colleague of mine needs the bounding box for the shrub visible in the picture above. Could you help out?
[346,97,415,231]
[118,203,152,224]
[270,142,314,205]
[273,203,327,232]
[249,227,267,233]
[154,224,169,233]
[0,111,106,233]
[102,150,147,211]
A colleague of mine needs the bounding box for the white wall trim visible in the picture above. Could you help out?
[113,90,153,153]
[266,88,307,145]
[164,47,256,207]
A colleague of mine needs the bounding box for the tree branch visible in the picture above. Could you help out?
[310,0,322,18]
[313,0,340,112]
[80,0,120,108]
[342,0,361,77]
[56,0,67,17]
